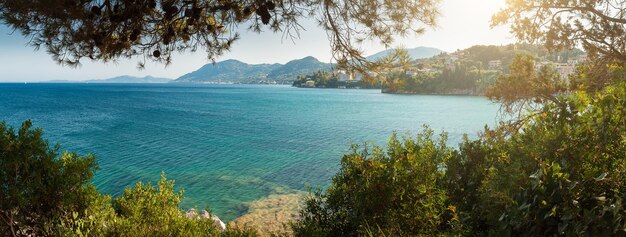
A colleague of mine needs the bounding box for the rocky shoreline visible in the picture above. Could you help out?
[381,87,483,96]
[185,193,306,236]
[185,208,226,231]
[230,193,306,236]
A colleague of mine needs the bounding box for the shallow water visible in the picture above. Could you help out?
[0,83,500,221]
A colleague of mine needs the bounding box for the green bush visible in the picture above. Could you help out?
[292,129,458,236]
[2,82,625,237]
[1,121,258,237]
[0,120,99,236]
[56,172,260,237]
[441,82,626,235]
[109,173,221,236]
[295,82,626,236]
[495,83,626,235]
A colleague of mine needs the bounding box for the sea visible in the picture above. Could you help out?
[0,83,501,221]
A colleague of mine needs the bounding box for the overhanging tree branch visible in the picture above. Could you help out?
[0,0,439,70]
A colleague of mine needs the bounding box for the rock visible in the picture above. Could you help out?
[186,208,198,219]
[205,210,226,231]
[201,210,210,219]
[231,193,305,236]
[186,209,226,231]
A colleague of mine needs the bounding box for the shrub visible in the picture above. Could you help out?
[109,172,221,236]
[1,121,258,237]
[445,83,626,235]
[56,172,260,236]
[293,129,458,236]
[0,120,99,236]
[496,83,626,235]
[295,83,626,236]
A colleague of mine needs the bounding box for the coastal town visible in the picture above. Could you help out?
[293,44,587,95]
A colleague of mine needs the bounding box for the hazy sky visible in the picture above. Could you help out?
[0,0,514,82]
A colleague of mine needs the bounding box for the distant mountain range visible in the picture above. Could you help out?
[86,75,172,83]
[175,60,280,83]
[175,56,332,83]
[366,46,444,61]
[40,46,444,84]
[266,56,331,81]
[43,75,173,83]
[174,47,444,83]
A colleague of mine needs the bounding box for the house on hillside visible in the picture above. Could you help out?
[334,70,366,82]
[535,61,552,71]
[536,61,577,79]
[406,70,419,76]
[488,60,502,70]
[555,63,575,79]
[335,70,351,82]
[535,60,578,87]
[447,55,459,65]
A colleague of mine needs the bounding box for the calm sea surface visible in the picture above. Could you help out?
[0,83,500,220]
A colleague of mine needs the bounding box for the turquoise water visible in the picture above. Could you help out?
[0,83,500,221]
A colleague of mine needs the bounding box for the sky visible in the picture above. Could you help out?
[0,0,514,82]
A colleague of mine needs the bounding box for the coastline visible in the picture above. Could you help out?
[293,85,485,96]
[230,193,307,236]
[381,88,484,96]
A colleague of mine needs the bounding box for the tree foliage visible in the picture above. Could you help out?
[377,44,585,95]
[295,82,626,236]
[0,120,99,236]
[570,58,626,93]
[381,58,498,95]
[488,82,626,235]
[292,129,458,236]
[493,0,626,62]
[74,173,223,236]
[57,173,262,236]
[490,0,626,123]
[0,121,257,237]
[375,48,414,72]
[485,54,565,114]
[0,0,439,68]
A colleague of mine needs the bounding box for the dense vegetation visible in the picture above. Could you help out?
[493,0,626,62]
[293,81,626,236]
[292,71,380,89]
[289,0,626,234]
[381,60,499,95]
[2,0,626,236]
[176,57,332,84]
[381,44,584,95]
[0,121,257,236]
[460,44,584,71]
[3,78,624,236]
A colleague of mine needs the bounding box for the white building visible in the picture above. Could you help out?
[335,71,351,82]
[488,60,502,70]
[406,71,419,76]
[555,63,575,79]
[334,70,365,81]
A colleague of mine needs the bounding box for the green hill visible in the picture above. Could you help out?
[175,59,281,83]
[266,56,332,81]
[175,57,331,83]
